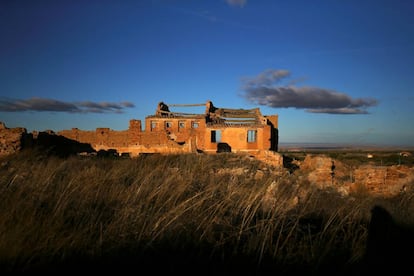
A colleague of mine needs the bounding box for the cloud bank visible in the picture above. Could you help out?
[0,97,135,114]
[241,69,377,114]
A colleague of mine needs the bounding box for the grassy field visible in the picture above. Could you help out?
[280,148,414,167]
[1,149,413,275]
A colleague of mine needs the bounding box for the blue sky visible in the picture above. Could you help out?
[1,0,413,147]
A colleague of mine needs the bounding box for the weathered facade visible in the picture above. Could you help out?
[58,100,279,157]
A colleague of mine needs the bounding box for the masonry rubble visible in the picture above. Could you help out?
[0,122,32,156]
[294,154,414,197]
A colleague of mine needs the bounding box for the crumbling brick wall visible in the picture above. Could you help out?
[57,118,194,156]
[354,165,414,196]
[3,101,279,157]
[0,122,31,156]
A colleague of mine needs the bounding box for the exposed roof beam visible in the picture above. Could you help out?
[167,103,205,107]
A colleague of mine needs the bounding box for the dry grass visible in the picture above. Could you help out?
[1,150,413,274]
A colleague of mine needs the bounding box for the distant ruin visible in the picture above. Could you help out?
[0,100,281,165]
[57,100,280,158]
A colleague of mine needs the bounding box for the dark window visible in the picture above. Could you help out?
[211,130,222,143]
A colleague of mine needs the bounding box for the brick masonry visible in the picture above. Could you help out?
[57,100,280,158]
[0,101,281,165]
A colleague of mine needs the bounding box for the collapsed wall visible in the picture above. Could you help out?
[57,119,193,157]
[296,154,414,197]
[0,122,31,157]
[0,122,96,157]
[353,165,414,195]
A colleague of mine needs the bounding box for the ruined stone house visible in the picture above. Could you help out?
[57,100,279,157]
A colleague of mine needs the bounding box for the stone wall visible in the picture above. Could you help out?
[299,154,347,188]
[296,154,414,197]
[353,165,414,196]
[0,122,96,157]
[0,122,30,156]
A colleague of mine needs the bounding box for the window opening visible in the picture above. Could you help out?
[247,130,257,143]
[211,130,222,143]
[151,121,157,131]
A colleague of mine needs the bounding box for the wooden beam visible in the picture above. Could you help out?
[167,103,205,107]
